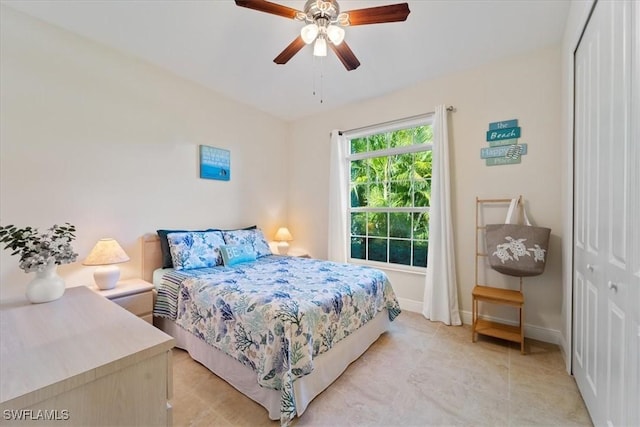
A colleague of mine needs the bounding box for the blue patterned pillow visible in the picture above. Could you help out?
[220,244,257,266]
[222,229,272,258]
[167,231,225,270]
[157,228,218,268]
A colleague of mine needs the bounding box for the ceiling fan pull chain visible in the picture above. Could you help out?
[311,55,324,104]
[320,60,324,104]
[312,56,317,97]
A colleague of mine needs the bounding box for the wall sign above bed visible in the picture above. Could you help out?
[200,145,230,181]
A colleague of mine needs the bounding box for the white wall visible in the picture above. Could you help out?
[0,6,289,300]
[289,46,565,341]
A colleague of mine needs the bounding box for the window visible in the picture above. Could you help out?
[347,120,433,268]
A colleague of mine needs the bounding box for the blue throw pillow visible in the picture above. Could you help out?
[220,244,257,267]
[167,231,225,270]
[222,228,272,258]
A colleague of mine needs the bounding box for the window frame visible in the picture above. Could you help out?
[344,115,434,272]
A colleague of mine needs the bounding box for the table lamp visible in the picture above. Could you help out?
[274,227,293,255]
[83,238,130,290]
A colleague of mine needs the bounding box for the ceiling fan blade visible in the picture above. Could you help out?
[329,42,361,71]
[274,36,306,65]
[345,3,410,26]
[235,0,301,20]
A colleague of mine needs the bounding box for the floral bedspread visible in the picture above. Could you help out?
[154,255,400,425]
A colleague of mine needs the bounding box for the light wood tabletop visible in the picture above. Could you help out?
[0,286,174,421]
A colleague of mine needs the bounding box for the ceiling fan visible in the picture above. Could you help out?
[235,0,411,71]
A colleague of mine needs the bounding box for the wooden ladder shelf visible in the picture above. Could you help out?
[472,197,525,354]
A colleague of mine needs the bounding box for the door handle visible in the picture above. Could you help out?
[607,281,618,292]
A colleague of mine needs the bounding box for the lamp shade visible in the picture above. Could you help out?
[313,37,327,57]
[274,227,293,242]
[327,25,345,45]
[301,23,319,44]
[83,238,130,266]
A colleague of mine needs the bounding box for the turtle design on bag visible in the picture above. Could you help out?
[528,244,547,262]
[492,236,545,264]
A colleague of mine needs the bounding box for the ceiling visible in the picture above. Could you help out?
[3,0,570,121]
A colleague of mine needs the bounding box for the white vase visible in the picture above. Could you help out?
[26,261,66,304]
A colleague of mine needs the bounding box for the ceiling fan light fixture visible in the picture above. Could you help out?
[327,24,345,45]
[313,36,327,57]
[301,23,319,44]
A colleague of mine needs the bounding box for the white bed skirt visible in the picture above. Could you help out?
[155,310,391,420]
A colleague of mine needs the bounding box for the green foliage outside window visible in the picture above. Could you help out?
[349,125,432,267]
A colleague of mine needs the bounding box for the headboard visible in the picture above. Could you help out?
[141,234,162,283]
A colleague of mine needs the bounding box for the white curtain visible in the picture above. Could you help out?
[422,105,462,325]
[327,130,349,263]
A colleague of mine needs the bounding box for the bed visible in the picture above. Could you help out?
[142,231,400,426]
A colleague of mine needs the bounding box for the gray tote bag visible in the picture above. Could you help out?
[486,198,551,277]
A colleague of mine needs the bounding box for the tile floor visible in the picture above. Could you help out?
[171,311,593,426]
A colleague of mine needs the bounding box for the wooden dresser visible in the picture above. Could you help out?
[0,286,174,426]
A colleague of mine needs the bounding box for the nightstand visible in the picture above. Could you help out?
[92,278,154,323]
[288,248,310,258]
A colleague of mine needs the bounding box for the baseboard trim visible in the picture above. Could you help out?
[559,333,571,374]
[397,297,423,313]
[396,298,560,344]
[460,310,561,344]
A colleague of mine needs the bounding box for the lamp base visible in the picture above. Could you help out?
[277,241,290,255]
[94,265,121,290]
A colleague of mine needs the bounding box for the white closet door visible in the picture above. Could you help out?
[628,3,640,426]
[573,1,639,426]
[573,1,606,417]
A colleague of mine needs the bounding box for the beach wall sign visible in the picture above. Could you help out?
[482,119,527,166]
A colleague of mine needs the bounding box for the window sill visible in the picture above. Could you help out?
[348,258,427,276]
